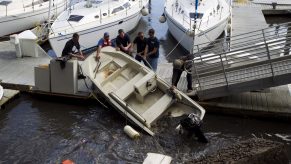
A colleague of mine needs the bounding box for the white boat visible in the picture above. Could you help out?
[0,0,67,37]
[163,0,231,52]
[0,85,3,101]
[49,0,149,57]
[81,46,206,135]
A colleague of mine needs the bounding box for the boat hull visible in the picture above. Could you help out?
[165,10,229,52]
[0,1,67,37]
[49,11,142,57]
[81,46,206,135]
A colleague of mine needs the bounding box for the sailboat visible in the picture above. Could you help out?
[0,0,68,37]
[162,0,231,52]
[48,0,149,57]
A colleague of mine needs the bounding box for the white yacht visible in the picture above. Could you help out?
[163,0,231,52]
[49,0,149,57]
[0,0,67,37]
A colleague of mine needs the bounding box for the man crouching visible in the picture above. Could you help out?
[176,113,208,143]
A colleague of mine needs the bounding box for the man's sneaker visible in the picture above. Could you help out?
[78,74,86,79]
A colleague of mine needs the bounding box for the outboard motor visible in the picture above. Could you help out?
[176,113,208,143]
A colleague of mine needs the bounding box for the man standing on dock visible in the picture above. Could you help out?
[144,28,160,72]
[171,54,194,93]
[61,33,84,60]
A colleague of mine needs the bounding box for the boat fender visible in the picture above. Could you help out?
[159,14,166,23]
[141,7,149,16]
[186,30,195,37]
[124,125,140,139]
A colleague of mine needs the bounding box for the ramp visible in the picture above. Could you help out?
[192,22,291,100]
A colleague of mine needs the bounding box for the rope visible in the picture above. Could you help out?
[78,64,109,109]
[165,29,190,58]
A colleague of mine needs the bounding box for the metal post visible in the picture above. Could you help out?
[48,0,52,31]
[262,29,275,77]
[192,61,202,92]
[219,54,229,86]
[5,5,7,16]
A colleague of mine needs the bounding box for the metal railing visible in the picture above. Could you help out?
[192,22,291,93]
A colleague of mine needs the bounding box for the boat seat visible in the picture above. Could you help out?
[142,93,173,127]
[133,71,157,103]
[114,72,144,100]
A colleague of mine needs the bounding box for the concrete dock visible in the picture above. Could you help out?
[157,0,291,120]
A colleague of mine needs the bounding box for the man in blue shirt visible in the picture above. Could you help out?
[144,28,160,71]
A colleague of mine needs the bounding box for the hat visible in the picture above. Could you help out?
[104,32,109,37]
[118,29,124,34]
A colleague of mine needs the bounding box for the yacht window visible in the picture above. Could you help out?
[95,15,99,19]
[68,15,84,22]
[0,1,12,6]
[92,1,102,4]
[111,6,124,14]
[123,2,131,8]
[103,13,107,16]
[189,12,203,19]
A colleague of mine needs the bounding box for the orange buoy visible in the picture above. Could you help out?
[62,159,75,164]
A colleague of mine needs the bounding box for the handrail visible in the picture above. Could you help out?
[192,21,291,92]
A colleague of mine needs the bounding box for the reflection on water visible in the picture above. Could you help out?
[0,94,290,163]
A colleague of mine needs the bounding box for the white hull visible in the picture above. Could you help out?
[81,46,206,135]
[0,0,67,37]
[166,12,228,52]
[0,85,3,101]
[164,0,231,52]
[49,12,142,57]
[49,0,148,57]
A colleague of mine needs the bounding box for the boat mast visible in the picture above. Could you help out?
[191,0,198,53]
[48,0,52,31]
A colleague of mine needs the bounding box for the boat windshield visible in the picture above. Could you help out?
[111,6,124,14]
[189,12,204,19]
[68,15,84,22]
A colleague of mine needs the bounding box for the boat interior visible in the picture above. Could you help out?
[82,48,203,128]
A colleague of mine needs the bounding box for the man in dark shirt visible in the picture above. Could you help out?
[172,54,194,93]
[115,29,132,56]
[133,31,150,68]
[61,33,84,60]
[61,33,85,79]
[144,28,160,71]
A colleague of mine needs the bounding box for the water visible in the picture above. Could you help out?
[1,0,291,163]
[0,94,290,163]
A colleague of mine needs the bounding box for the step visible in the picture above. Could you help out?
[115,72,144,100]
[142,94,173,126]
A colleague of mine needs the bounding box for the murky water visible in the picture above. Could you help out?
[1,0,291,163]
[0,94,290,163]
